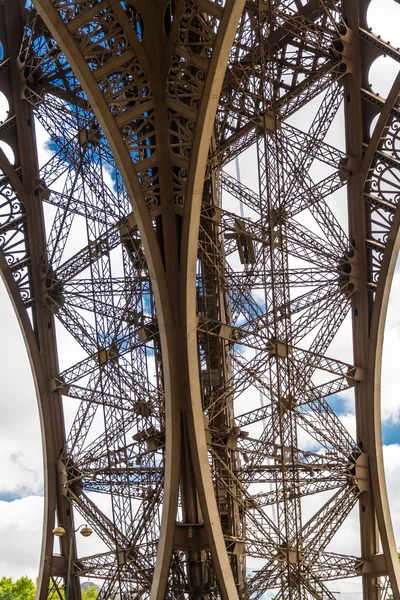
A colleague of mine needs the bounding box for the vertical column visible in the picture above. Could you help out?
[342,2,379,598]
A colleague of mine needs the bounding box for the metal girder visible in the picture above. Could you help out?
[1,0,400,599]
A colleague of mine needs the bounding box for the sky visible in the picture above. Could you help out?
[0,0,399,598]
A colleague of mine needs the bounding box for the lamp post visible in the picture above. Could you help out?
[53,524,93,600]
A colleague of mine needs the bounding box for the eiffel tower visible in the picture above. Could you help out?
[0,0,400,598]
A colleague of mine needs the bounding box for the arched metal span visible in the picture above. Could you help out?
[0,0,399,598]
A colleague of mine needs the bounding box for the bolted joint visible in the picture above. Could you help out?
[255,110,281,135]
[42,265,64,313]
[263,208,288,249]
[173,522,208,551]
[279,395,297,414]
[277,545,302,564]
[98,342,119,365]
[132,426,164,453]
[332,25,354,74]
[347,451,369,493]
[33,178,51,200]
[226,218,256,265]
[338,156,361,181]
[356,553,387,576]
[78,124,101,148]
[338,249,361,296]
[133,400,152,418]
[221,426,248,450]
[49,375,69,394]
[346,366,364,385]
[57,459,83,497]
[268,338,291,359]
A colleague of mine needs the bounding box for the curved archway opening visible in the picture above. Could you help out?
[0,92,9,124]
[0,141,15,165]
[368,55,399,99]
[367,0,400,49]
[382,253,400,553]
[0,276,43,580]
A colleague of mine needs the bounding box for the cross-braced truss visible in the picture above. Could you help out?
[0,0,400,599]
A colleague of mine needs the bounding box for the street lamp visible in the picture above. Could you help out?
[52,523,93,600]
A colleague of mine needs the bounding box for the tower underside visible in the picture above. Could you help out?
[0,0,400,598]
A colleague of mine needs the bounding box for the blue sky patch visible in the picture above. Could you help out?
[382,420,400,445]
[0,491,24,503]
[327,393,352,416]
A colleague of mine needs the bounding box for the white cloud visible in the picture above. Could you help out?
[367,0,400,48]
[0,282,43,499]
[381,261,400,423]
[0,496,43,580]
[383,444,400,538]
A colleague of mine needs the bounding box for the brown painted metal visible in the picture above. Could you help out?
[0,0,400,598]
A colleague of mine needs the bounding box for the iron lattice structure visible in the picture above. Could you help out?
[0,0,400,598]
